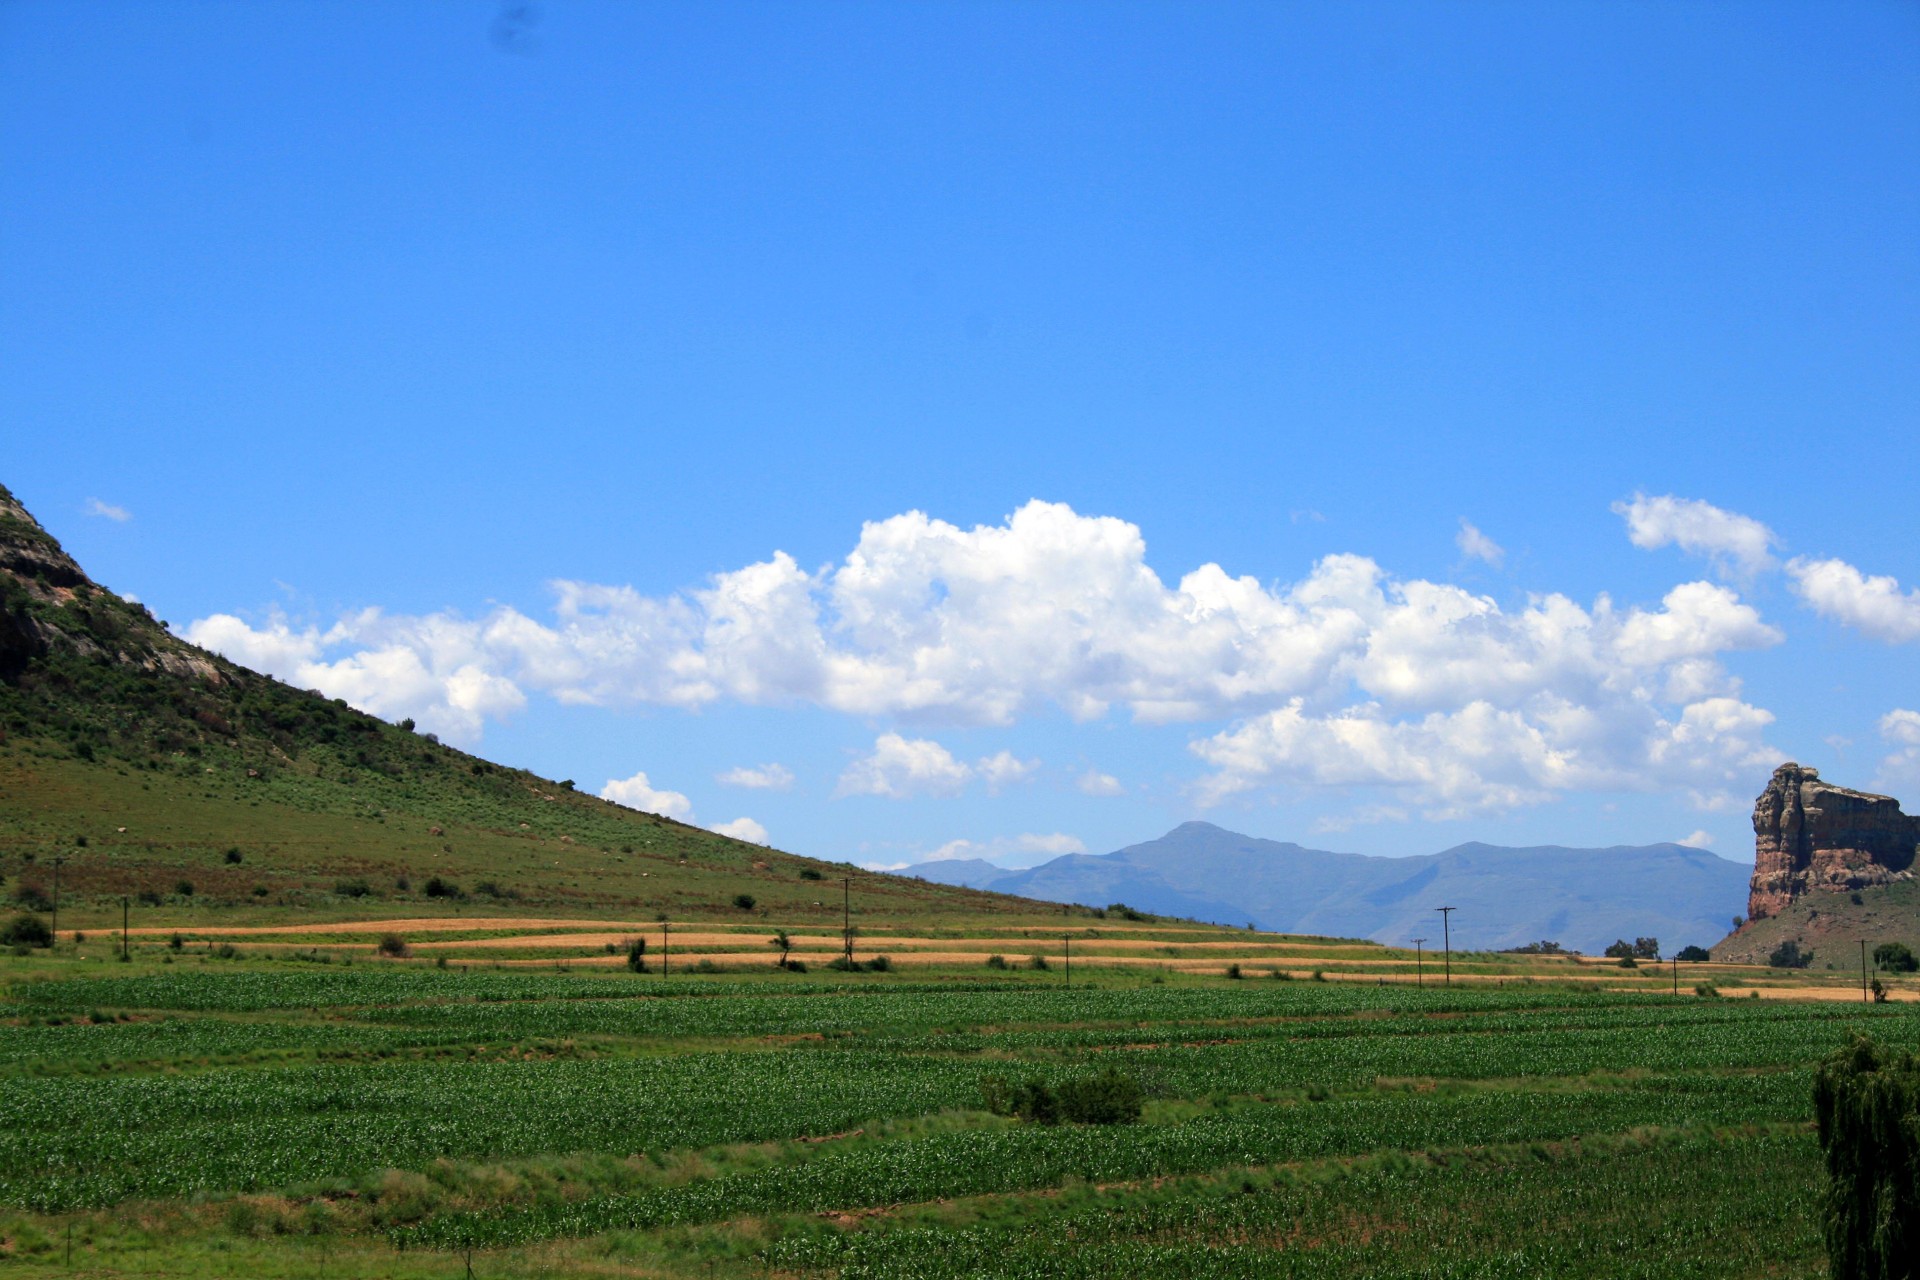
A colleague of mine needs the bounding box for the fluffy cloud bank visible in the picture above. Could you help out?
[1787,558,1920,644]
[1613,493,1777,578]
[186,499,1789,813]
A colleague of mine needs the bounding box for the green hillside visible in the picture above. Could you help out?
[0,482,1044,929]
[1713,878,1920,969]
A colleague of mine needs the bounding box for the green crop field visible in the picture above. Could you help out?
[0,949,1903,1277]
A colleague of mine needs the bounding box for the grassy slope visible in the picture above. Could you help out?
[1713,877,1920,967]
[0,480,1054,928]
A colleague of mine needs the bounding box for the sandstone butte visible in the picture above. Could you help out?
[1748,762,1920,920]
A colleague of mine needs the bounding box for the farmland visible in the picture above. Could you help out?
[0,933,1908,1277]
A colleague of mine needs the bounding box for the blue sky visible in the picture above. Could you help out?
[4,2,1916,869]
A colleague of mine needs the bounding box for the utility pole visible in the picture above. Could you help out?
[1672,955,1678,996]
[121,896,130,962]
[842,877,853,966]
[662,919,669,977]
[1064,935,1071,989]
[1411,938,1426,988]
[1435,907,1456,987]
[50,856,64,941]
[1863,939,1870,1005]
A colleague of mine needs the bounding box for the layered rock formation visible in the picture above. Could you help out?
[1748,763,1920,919]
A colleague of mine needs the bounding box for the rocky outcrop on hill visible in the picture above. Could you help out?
[1748,763,1920,919]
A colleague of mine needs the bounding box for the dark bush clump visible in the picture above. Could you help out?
[423,876,463,900]
[335,878,372,898]
[1770,940,1814,969]
[1676,945,1712,962]
[732,893,757,911]
[137,889,163,907]
[1028,954,1050,972]
[376,933,410,958]
[1106,903,1147,922]
[223,848,243,864]
[174,880,195,898]
[625,937,648,973]
[1815,1034,1920,1277]
[167,932,184,951]
[1225,963,1243,980]
[865,955,893,972]
[12,884,52,913]
[1874,942,1918,973]
[1,913,53,948]
[983,1067,1145,1126]
[799,869,823,881]
[985,954,1009,970]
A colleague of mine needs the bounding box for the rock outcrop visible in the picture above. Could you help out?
[1748,763,1920,919]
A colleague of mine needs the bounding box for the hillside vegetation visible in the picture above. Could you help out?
[0,482,1042,928]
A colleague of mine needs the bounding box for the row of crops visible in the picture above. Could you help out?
[0,962,1903,1275]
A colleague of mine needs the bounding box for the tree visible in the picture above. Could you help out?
[625,936,648,973]
[1814,1034,1920,1277]
[1604,939,1635,959]
[1,912,52,948]
[1769,940,1813,969]
[770,929,792,969]
[1874,943,1918,974]
[733,893,756,911]
[1633,937,1660,960]
[1676,945,1711,962]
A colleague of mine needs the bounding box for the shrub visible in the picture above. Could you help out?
[692,958,721,973]
[1225,963,1243,980]
[423,876,463,900]
[223,848,243,864]
[1695,983,1720,997]
[1619,956,1639,969]
[335,878,372,898]
[732,893,757,911]
[985,954,1009,969]
[1028,954,1050,971]
[783,959,808,973]
[1676,945,1712,962]
[137,889,162,907]
[174,880,195,898]
[1770,940,1814,969]
[1270,967,1293,981]
[394,876,411,892]
[12,884,52,912]
[1056,1067,1146,1124]
[625,937,648,973]
[167,932,184,951]
[251,885,269,897]
[799,868,824,881]
[0,913,52,948]
[1815,1034,1920,1277]
[826,956,860,972]
[1106,903,1147,922]
[1872,977,1890,1004]
[214,943,240,960]
[1874,942,1919,973]
[865,955,893,972]
[982,1068,1145,1126]
[376,933,410,958]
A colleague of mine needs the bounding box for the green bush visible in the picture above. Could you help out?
[174,879,195,897]
[423,876,463,900]
[799,868,823,881]
[1874,942,1918,973]
[376,934,410,958]
[12,884,52,912]
[865,955,893,972]
[223,848,243,864]
[0,912,52,948]
[335,878,372,898]
[982,1067,1145,1126]
[624,937,648,973]
[1225,963,1243,980]
[732,893,757,911]
[1676,945,1711,962]
[1814,1034,1920,1278]
[1770,940,1813,969]
[984,954,1009,970]
[1028,954,1050,972]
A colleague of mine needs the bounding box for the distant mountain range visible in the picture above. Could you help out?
[912,821,1752,954]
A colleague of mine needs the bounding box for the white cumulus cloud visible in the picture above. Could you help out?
[1878,709,1920,793]
[835,734,975,799]
[1681,829,1714,848]
[919,832,1086,869]
[717,763,795,790]
[1456,519,1504,566]
[599,771,693,821]
[1613,493,1777,578]
[1787,557,1920,644]
[1076,769,1125,797]
[709,816,769,844]
[83,498,131,522]
[185,499,1790,812]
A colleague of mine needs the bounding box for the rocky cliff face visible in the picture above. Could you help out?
[1748,763,1920,919]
